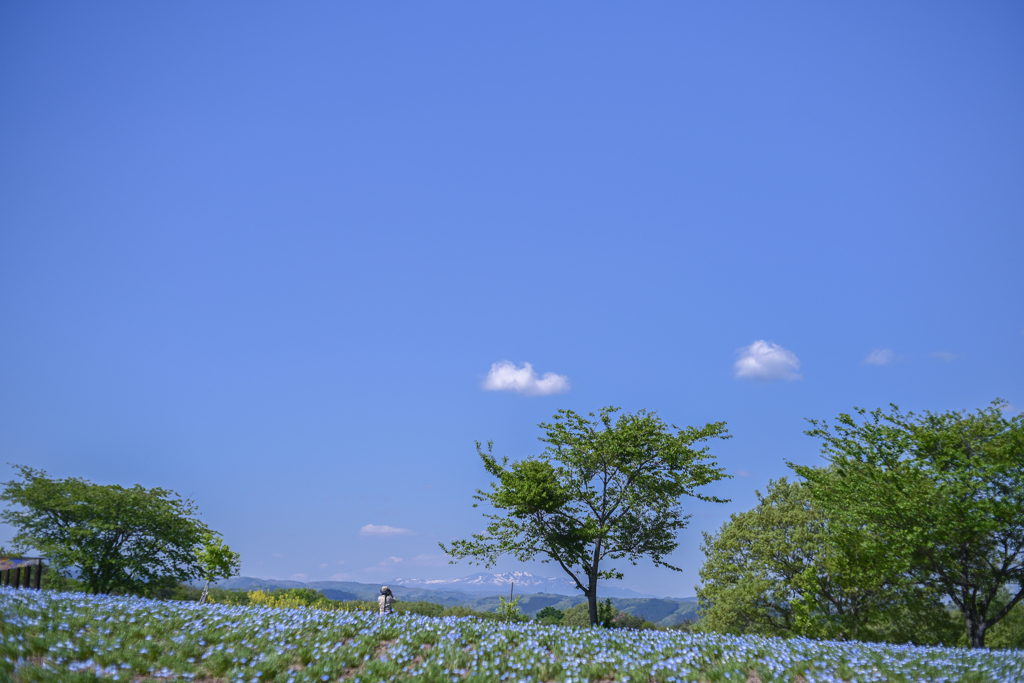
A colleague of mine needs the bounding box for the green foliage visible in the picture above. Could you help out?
[794,400,1024,648]
[534,605,564,625]
[435,604,492,619]
[203,589,490,620]
[39,567,84,593]
[195,532,240,603]
[561,602,596,627]
[205,586,252,605]
[0,465,219,596]
[562,599,618,628]
[146,581,204,602]
[395,600,446,617]
[393,601,492,619]
[610,610,655,630]
[697,476,958,644]
[270,587,332,607]
[493,594,528,623]
[195,533,241,582]
[985,591,1024,650]
[441,406,731,625]
[255,589,376,613]
[598,598,617,628]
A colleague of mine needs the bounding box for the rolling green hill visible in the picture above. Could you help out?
[460,593,698,626]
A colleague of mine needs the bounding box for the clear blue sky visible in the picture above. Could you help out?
[1,2,1021,597]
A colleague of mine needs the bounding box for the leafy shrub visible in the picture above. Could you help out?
[494,595,529,623]
[395,600,445,617]
[611,611,655,630]
[211,589,376,614]
[535,606,564,625]
[562,599,618,627]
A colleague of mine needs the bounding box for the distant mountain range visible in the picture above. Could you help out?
[208,573,696,602]
[386,571,669,599]
[206,573,699,626]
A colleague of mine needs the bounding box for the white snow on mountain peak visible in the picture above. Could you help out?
[386,572,661,598]
[388,571,575,592]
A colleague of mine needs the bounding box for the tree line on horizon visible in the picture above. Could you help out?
[1,399,1021,648]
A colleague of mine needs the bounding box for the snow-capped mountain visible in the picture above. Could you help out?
[387,572,660,598]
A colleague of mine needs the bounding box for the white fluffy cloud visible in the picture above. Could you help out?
[482,360,570,396]
[734,340,802,381]
[864,349,895,365]
[930,351,957,361]
[359,524,413,536]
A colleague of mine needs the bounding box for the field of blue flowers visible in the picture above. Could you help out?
[2,587,1022,683]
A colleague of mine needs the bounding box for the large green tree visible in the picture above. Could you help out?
[440,407,731,625]
[794,400,1024,648]
[697,476,958,644]
[0,465,225,595]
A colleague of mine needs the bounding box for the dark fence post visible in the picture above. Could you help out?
[1,560,45,589]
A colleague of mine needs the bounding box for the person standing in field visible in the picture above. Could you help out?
[378,586,396,615]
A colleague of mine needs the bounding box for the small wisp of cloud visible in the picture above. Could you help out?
[864,349,895,366]
[360,524,413,537]
[734,340,802,381]
[365,556,405,573]
[930,351,957,362]
[482,360,570,396]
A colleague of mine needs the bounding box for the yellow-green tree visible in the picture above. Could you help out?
[195,532,241,603]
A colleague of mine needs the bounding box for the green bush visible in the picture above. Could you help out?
[396,601,446,617]
[562,599,617,628]
[611,611,656,630]
[535,606,564,625]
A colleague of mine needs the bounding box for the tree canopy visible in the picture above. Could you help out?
[698,476,958,644]
[0,465,228,595]
[440,406,731,625]
[793,400,1024,648]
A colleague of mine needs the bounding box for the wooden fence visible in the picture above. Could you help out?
[0,557,43,589]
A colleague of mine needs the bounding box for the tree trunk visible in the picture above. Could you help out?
[587,574,599,626]
[587,540,603,626]
[965,610,987,648]
[199,580,210,604]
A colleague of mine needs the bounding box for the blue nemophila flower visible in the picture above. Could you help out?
[3,588,1023,682]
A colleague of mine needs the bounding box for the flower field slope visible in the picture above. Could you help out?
[2,588,1022,683]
